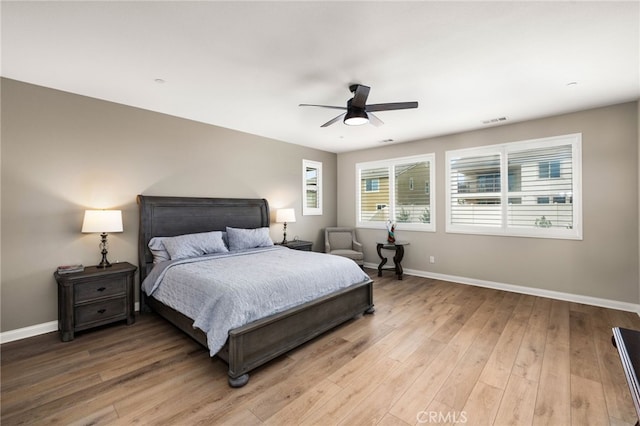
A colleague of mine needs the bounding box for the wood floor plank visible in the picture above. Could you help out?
[493,373,538,425]
[298,356,399,426]
[432,292,513,410]
[67,405,120,426]
[571,373,610,426]
[388,334,470,423]
[424,399,461,426]
[533,300,571,426]
[337,337,447,426]
[263,379,343,426]
[512,296,552,382]
[2,270,639,425]
[377,413,412,426]
[326,327,412,387]
[460,381,503,425]
[570,309,601,382]
[478,294,532,390]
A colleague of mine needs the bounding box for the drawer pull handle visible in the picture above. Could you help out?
[97,287,106,292]
[97,309,106,314]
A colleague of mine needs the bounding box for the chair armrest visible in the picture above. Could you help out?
[352,240,363,251]
[325,242,331,253]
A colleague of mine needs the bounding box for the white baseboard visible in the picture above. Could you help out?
[0,302,141,344]
[364,262,640,314]
[0,321,59,344]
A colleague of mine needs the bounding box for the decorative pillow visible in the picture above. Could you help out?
[148,237,170,264]
[226,227,274,251]
[161,231,229,260]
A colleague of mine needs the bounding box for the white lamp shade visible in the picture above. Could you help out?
[81,210,123,233]
[275,208,296,223]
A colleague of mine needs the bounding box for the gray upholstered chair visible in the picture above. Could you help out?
[324,227,364,267]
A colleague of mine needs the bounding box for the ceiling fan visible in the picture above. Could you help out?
[299,84,418,128]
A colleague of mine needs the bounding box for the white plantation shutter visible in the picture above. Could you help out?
[449,152,502,227]
[446,134,582,239]
[507,144,574,230]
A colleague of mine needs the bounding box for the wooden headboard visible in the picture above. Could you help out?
[137,195,270,284]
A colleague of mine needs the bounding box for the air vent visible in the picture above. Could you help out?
[482,117,507,125]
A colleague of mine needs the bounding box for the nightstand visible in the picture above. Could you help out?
[278,240,313,251]
[55,262,137,341]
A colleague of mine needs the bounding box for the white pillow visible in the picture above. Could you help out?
[159,231,229,260]
[226,227,274,251]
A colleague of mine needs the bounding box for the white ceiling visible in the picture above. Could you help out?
[2,1,639,153]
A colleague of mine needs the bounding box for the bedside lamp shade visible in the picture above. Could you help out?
[81,210,123,233]
[275,208,296,244]
[82,210,123,268]
[275,208,296,224]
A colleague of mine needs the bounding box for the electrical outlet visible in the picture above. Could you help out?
[429,256,435,264]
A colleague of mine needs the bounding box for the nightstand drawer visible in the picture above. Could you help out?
[75,297,127,326]
[74,278,125,303]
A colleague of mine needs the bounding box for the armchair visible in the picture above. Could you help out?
[324,227,364,267]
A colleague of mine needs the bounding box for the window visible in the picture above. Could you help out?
[365,178,380,192]
[539,160,561,178]
[356,154,435,231]
[302,159,322,215]
[446,133,582,239]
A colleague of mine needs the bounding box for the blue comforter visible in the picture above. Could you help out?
[142,246,370,356]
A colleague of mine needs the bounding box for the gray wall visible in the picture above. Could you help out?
[338,102,639,304]
[1,78,337,332]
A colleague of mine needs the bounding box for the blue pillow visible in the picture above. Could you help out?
[161,231,229,260]
[148,237,171,264]
[226,227,274,251]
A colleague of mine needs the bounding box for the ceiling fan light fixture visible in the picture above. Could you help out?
[344,109,368,126]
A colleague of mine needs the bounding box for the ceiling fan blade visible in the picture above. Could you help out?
[321,112,346,127]
[299,104,347,111]
[350,85,370,109]
[365,101,419,112]
[367,112,384,127]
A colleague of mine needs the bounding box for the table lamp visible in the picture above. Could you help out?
[275,208,296,244]
[82,210,123,268]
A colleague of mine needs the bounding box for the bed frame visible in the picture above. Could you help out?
[137,195,374,387]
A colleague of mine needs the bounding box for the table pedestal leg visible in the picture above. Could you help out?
[376,243,386,277]
[393,245,405,280]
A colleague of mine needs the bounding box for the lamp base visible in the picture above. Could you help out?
[98,232,112,268]
[98,259,112,268]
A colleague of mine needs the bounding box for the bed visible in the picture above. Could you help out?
[137,195,374,387]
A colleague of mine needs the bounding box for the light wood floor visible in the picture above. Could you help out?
[2,270,640,425]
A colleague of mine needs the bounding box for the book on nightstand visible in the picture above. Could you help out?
[56,264,85,274]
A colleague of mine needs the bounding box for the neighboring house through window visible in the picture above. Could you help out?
[357,154,435,231]
[365,178,380,192]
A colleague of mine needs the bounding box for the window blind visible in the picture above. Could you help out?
[446,134,581,239]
